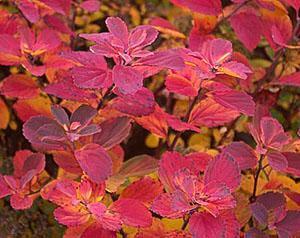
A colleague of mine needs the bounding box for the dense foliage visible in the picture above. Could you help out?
[0,0,299,237]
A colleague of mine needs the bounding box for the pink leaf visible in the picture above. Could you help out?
[75,143,112,183]
[120,177,163,205]
[278,72,300,87]
[170,0,222,15]
[111,198,152,227]
[17,0,39,23]
[80,0,100,12]
[211,89,255,116]
[113,65,143,94]
[204,153,241,192]
[105,17,129,46]
[189,212,225,238]
[283,152,300,176]
[54,206,90,227]
[0,175,11,198]
[118,154,158,177]
[0,74,40,99]
[222,142,257,170]
[229,9,263,51]
[53,151,82,174]
[10,194,34,210]
[189,98,240,128]
[134,50,185,71]
[63,51,111,89]
[93,117,131,150]
[276,211,300,237]
[267,151,288,172]
[159,151,205,192]
[112,88,155,116]
[45,73,97,101]
[81,223,117,238]
[151,193,185,218]
[260,117,290,150]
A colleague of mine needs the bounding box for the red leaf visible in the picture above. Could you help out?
[120,177,163,205]
[10,194,34,210]
[112,88,155,116]
[267,151,288,172]
[45,73,97,101]
[118,154,158,177]
[0,74,40,99]
[211,89,255,116]
[0,175,11,198]
[54,206,90,227]
[53,151,82,174]
[75,143,112,183]
[159,151,206,192]
[189,212,224,238]
[170,0,222,15]
[81,223,117,238]
[276,211,300,237]
[229,9,263,51]
[63,51,111,89]
[283,152,300,176]
[222,142,257,170]
[93,117,131,150]
[16,0,39,23]
[260,117,290,150]
[134,50,185,71]
[189,97,240,127]
[278,72,300,87]
[151,193,185,219]
[204,153,241,192]
[80,0,100,12]
[113,65,143,94]
[111,198,152,227]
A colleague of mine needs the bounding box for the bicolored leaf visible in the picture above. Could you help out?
[75,143,112,183]
[170,0,222,15]
[0,74,40,99]
[278,72,300,87]
[229,9,263,51]
[222,142,257,170]
[112,88,155,116]
[211,89,255,116]
[189,98,240,128]
[93,117,131,150]
[113,65,143,95]
[204,153,241,192]
[120,177,163,205]
[111,198,152,227]
[189,212,224,238]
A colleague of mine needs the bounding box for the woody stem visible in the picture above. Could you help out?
[250,154,264,202]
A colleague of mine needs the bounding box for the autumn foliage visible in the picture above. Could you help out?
[0,0,300,237]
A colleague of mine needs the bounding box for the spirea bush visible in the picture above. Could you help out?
[0,0,299,237]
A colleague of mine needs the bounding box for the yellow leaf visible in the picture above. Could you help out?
[145,134,161,148]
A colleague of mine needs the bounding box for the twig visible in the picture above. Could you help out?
[181,215,190,230]
[250,155,264,202]
[119,228,127,238]
[213,0,250,32]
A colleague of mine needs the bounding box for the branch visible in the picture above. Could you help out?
[249,155,264,202]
